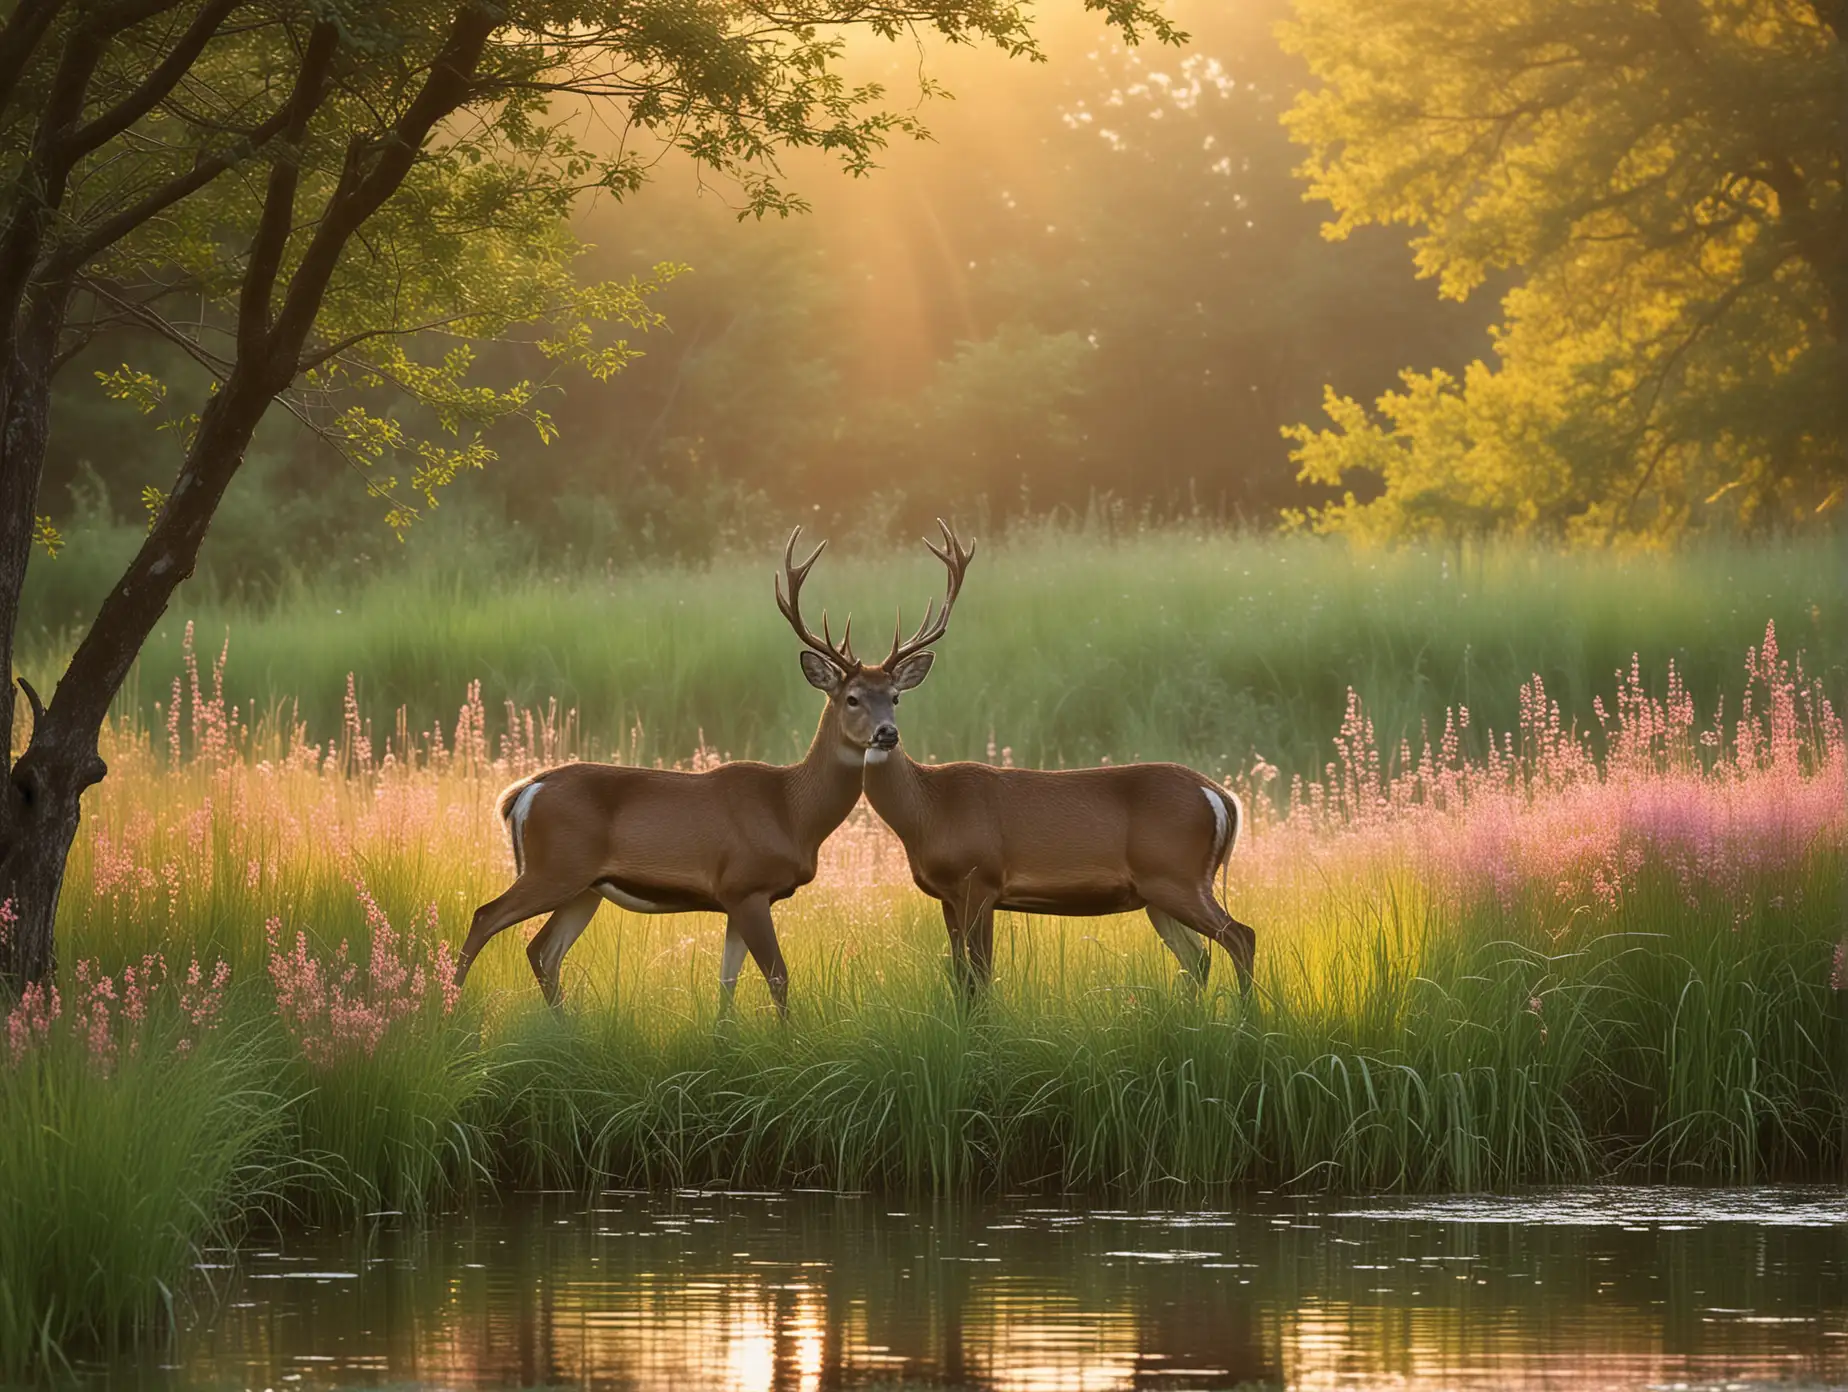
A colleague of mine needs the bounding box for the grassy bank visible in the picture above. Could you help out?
[3,619,1843,1370]
[18,529,1848,778]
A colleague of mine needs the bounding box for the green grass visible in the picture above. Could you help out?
[4,535,1846,1372]
[19,528,1848,778]
[0,1010,281,1369]
[23,846,1843,1219]
[481,867,1841,1196]
[5,832,1842,1375]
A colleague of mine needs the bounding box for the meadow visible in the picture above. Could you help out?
[2,531,1846,1369]
[17,527,1848,777]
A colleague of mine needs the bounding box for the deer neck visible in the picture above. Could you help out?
[860,741,928,844]
[788,702,867,848]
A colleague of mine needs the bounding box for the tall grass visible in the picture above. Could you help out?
[2,605,1844,1371]
[17,530,1848,778]
[0,968,279,1368]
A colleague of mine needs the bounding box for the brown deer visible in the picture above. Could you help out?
[858,522,1258,997]
[452,529,886,1012]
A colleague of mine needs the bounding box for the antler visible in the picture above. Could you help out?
[885,518,976,668]
[775,527,859,673]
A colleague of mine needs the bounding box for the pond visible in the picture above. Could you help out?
[90,1187,1848,1390]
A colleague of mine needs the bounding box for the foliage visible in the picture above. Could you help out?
[1281,0,1848,542]
[263,894,487,1215]
[32,0,1014,537]
[31,0,1486,561]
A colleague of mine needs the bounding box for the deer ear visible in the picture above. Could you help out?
[890,650,935,691]
[799,650,842,692]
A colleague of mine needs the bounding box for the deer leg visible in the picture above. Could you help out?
[939,900,972,996]
[1145,883,1255,999]
[724,895,789,1018]
[455,876,576,991]
[966,902,995,990]
[718,923,751,1011]
[941,881,998,1001]
[525,889,601,1009]
[1220,911,1258,996]
[1147,907,1211,989]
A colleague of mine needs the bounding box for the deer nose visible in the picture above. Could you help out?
[872,723,898,749]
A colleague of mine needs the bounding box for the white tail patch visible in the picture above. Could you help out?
[505,780,543,873]
[1200,785,1241,867]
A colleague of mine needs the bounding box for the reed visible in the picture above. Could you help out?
[1,611,1844,1371]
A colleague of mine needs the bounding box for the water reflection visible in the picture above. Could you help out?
[98,1187,1848,1390]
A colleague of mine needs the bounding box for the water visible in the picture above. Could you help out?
[91,1187,1848,1390]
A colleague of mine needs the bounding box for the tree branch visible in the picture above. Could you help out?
[33,6,503,744]
[0,19,110,336]
[267,2,501,362]
[78,274,235,378]
[236,19,340,358]
[0,0,192,342]
[49,323,99,373]
[297,306,525,372]
[270,391,433,520]
[62,0,243,159]
[0,0,71,115]
[42,93,301,279]
[1609,275,1759,539]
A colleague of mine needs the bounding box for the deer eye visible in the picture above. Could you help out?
[844,695,860,707]
[893,695,901,706]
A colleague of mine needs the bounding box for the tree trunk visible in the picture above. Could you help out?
[0,366,271,994]
[0,2,493,994]
[0,280,66,750]
[0,279,72,994]
[0,704,104,986]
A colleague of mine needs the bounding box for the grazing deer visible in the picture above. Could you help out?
[452,529,886,1012]
[858,522,1258,997]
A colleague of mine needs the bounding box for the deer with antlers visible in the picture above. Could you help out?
[858,522,1258,998]
[451,529,887,1012]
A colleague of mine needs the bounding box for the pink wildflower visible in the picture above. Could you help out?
[267,891,458,1065]
[5,981,60,1065]
[178,958,232,1048]
[166,675,182,765]
[120,953,167,1052]
[343,672,373,773]
[72,960,117,1074]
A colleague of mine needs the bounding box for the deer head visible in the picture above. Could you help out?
[776,520,974,758]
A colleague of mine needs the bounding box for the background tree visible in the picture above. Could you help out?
[22,0,1484,589]
[0,0,1183,989]
[1281,0,1848,542]
[532,0,1483,535]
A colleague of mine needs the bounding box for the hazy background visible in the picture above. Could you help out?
[29,0,1487,608]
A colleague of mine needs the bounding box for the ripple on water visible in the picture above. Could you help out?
[75,1185,1848,1392]
[1333,1184,1848,1227]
